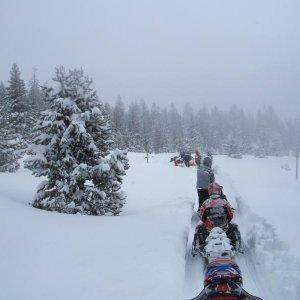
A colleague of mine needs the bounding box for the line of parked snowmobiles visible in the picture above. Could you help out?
[189,182,263,300]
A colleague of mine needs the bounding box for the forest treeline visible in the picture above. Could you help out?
[105,98,299,157]
[1,63,299,164]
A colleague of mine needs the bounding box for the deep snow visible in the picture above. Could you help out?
[0,154,299,300]
[0,154,194,300]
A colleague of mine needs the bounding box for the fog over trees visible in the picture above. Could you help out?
[1,63,300,174]
[106,97,300,157]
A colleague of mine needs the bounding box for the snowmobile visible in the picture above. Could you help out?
[192,184,243,256]
[170,156,184,167]
[189,228,262,300]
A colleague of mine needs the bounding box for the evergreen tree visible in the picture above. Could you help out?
[167,103,183,151]
[28,68,46,112]
[27,68,47,141]
[0,64,28,172]
[0,82,6,107]
[126,102,143,151]
[0,134,20,172]
[6,63,29,142]
[0,81,7,118]
[139,99,152,154]
[25,67,129,215]
[108,99,290,156]
[150,104,164,153]
[6,63,26,104]
[111,95,127,149]
[182,103,197,151]
[0,80,20,172]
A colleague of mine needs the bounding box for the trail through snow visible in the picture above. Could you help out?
[183,161,300,300]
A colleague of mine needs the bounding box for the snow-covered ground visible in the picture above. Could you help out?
[0,154,195,300]
[0,153,300,299]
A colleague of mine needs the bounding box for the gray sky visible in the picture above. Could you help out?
[1,0,300,117]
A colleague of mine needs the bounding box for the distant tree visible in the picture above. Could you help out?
[6,63,26,103]
[126,102,143,151]
[0,64,29,172]
[0,81,6,106]
[182,103,197,151]
[167,103,183,151]
[26,68,47,141]
[26,67,129,215]
[0,81,7,118]
[28,68,47,111]
[139,99,152,154]
[111,95,128,149]
[108,99,291,157]
[6,63,30,140]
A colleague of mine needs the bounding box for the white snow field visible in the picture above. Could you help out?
[0,153,300,300]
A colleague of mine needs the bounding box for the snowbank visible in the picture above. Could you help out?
[0,153,195,300]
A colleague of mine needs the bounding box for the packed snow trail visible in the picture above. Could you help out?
[184,159,300,300]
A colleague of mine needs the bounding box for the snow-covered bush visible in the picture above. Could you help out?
[25,67,129,215]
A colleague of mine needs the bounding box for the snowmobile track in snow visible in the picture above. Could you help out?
[183,165,300,300]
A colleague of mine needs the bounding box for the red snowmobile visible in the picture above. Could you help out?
[190,228,262,300]
[189,258,263,300]
[192,183,243,256]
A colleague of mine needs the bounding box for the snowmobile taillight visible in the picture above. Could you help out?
[216,283,230,293]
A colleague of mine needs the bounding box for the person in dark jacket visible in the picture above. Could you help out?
[180,150,192,167]
[196,156,214,208]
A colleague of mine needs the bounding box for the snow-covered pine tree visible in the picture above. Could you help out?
[150,103,164,153]
[28,68,47,112]
[127,102,143,151]
[111,95,128,149]
[0,64,29,172]
[26,68,47,142]
[25,67,129,215]
[0,133,20,172]
[167,103,183,152]
[6,63,29,145]
[0,82,6,106]
[139,99,152,154]
[0,81,20,172]
[6,63,27,103]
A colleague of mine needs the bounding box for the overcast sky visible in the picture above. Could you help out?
[1,0,300,116]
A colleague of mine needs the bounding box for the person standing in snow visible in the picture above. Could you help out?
[195,150,202,166]
[180,149,192,167]
[196,156,214,208]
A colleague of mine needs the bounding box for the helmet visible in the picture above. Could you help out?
[207,151,213,157]
[208,183,223,197]
[205,259,243,299]
[200,198,233,231]
[203,156,212,168]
